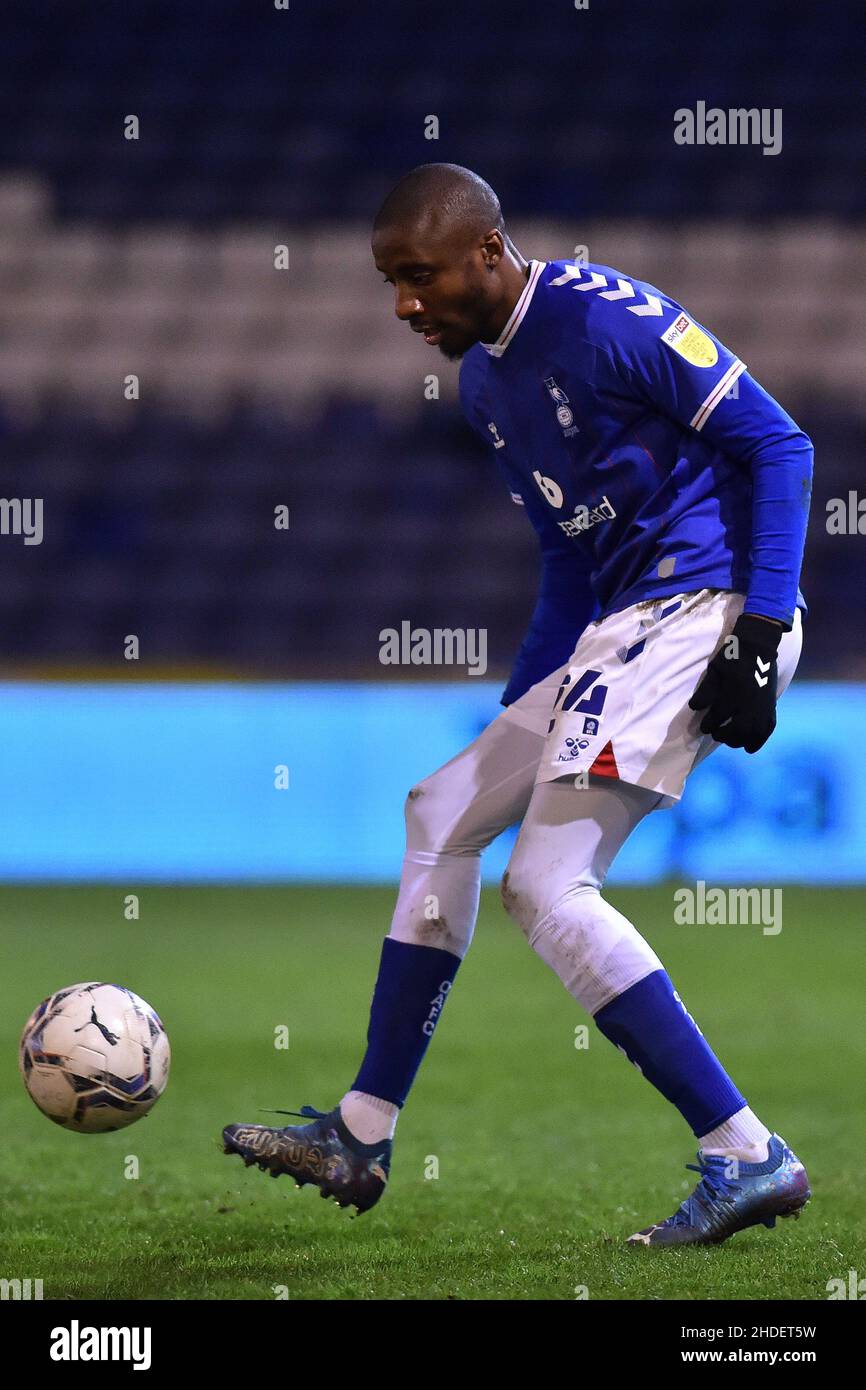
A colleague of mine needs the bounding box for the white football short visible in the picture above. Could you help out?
[501,588,803,806]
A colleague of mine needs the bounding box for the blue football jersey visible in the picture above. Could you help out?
[459,258,813,704]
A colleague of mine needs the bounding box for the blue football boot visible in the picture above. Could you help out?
[627,1134,810,1246]
[223,1105,391,1214]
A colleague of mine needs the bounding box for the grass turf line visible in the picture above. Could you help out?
[0,885,863,1300]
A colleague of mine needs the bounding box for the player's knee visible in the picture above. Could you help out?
[500,866,522,922]
[500,855,597,939]
[404,777,446,852]
[500,857,554,934]
[499,829,549,927]
[403,775,482,857]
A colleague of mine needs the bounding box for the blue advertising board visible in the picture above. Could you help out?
[0,681,861,882]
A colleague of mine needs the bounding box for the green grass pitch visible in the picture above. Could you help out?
[1,884,863,1301]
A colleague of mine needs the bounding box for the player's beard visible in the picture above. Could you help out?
[440,341,466,362]
[438,281,497,361]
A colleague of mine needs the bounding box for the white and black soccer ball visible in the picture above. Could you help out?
[19,982,170,1133]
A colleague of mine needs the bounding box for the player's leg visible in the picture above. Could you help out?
[501,772,810,1245]
[502,774,768,1149]
[341,708,549,1144]
[223,663,564,1209]
[498,590,809,1244]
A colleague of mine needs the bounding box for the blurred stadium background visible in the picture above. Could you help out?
[1,0,865,1305]
[0,0,863,883]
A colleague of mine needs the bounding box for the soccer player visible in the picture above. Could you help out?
[224,164,813,1246]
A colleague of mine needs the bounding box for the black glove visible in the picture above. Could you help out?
[689,613,783,754]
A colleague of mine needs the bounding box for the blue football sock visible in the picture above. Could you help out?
[352,937,461,1107]
[594,969,746,1136]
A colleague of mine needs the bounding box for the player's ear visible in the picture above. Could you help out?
[480,229,504,270]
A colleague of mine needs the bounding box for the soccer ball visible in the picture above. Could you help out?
[19,982,170,1133]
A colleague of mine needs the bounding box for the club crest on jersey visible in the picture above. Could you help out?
[661,314,719,368]
[544,376,580,437]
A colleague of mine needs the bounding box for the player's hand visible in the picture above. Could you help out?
[688,613,783,754]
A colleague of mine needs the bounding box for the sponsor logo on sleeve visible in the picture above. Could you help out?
[661,314,719,368]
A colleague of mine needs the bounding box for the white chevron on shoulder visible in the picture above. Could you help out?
[549,266,664,316]
[549,266,608,291]
[549,265,585,286]
[599,277,636,301]
[573,270,608,291]
[627,294,664,317]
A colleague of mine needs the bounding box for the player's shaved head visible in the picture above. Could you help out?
[373,163,504,243]
[372,164,528,361]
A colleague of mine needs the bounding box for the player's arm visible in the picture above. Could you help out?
[683,368,812,750]
[602,307,813,751]
[685,367,812,631]
[500,532,597,706]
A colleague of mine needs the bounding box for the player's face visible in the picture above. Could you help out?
[372,225,500,361]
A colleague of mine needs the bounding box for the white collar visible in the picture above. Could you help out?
[481,259,546,357]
